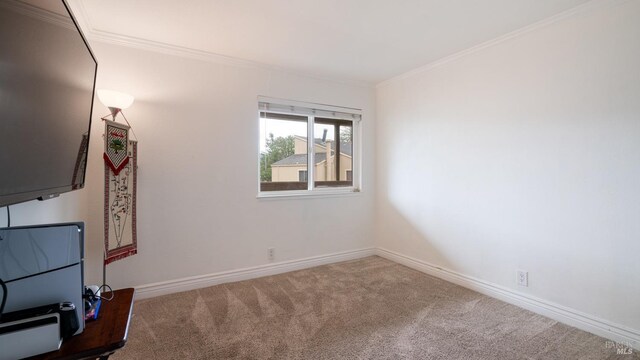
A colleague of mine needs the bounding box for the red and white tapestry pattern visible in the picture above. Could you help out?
[104,120,137,264]
[104,120,130,175]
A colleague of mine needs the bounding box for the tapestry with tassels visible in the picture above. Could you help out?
[104,120,137,264]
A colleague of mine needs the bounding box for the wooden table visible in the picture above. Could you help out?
[29,288,135,360]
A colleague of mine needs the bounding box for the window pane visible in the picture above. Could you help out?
[339,125,353,185]
[313,122,335,185]
[259,114,307,191]
[257,102,359,196]
[313,119,353,188]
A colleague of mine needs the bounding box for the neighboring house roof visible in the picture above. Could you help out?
[272,137,351,167]
[272,153,327,166]
[272,136,351,167]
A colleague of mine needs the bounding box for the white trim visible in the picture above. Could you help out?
[376,0,628,88]
[131,246,639,349]
[71,3,371,89]
[353,118,363,192]
[72,0,623,89]
[134,248,375,300]
[258,96,362,117]
[257,188,360,200]
[308,115,315,190]
[257,99,361,198]
[375,247,640,350]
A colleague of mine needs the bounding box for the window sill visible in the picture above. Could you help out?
[257,188,361,200]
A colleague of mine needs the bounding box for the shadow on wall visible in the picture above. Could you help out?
[376,194,456,273]
[376,177,527,282]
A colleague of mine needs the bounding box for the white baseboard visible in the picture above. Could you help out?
[375,247,640,350]
[134,247,375,300]
[132,245,638,350]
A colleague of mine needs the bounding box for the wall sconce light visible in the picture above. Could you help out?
[97,89,134,120]
[97,88,137,140]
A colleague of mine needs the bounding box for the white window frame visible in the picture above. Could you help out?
[257,96,362,199]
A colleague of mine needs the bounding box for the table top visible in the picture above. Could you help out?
[29,288,135,360]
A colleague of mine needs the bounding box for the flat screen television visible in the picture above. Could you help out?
[0,0,97,207]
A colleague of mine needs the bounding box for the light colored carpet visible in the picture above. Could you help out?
[113,256,637,359]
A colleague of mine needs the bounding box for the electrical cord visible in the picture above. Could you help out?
[98,284,114,301]
[83,284,115,302]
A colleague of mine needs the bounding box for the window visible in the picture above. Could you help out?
[298,170,308,182]
[258,98,361,196]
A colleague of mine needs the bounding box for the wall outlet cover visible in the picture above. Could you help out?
[517,270,528,287]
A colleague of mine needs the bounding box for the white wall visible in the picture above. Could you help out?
[376,0,639,334]
[1,191,89,229]
[76,42,376,289]
[7,0,637,343]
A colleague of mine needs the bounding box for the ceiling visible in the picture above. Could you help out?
[72,0,591,84]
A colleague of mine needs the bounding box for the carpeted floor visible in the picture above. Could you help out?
[113,256,637,359]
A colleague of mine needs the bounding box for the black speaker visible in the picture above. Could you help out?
[58,302,79,340]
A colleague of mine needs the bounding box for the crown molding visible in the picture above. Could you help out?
[71,1,372,89]
[65,0,91,36]
[69,0,625,91]
[376,0,628,89]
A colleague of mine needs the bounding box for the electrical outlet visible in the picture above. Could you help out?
[517,270,528,287]
[268,248,275,261]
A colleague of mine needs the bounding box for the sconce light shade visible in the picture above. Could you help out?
[97,89,134,111]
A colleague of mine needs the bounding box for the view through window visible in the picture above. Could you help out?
[258,100,360,195]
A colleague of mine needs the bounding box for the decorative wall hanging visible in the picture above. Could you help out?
[104,120,130,175]
[104,131,138,264]
[98,89,138,270]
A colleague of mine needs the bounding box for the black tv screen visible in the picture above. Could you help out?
[0,0,97,207]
